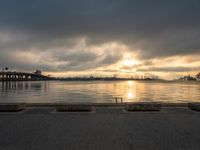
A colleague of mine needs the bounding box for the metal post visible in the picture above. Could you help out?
[2,67,4,81]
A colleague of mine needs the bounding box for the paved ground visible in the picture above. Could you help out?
[0,107,200,150]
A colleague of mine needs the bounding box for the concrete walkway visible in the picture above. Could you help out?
[0,107,200,150]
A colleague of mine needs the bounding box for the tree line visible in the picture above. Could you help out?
[179,72,200,81]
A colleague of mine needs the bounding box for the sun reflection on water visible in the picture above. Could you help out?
[126,81,136,101]
[128,80,133,86]
[127,92,134,99]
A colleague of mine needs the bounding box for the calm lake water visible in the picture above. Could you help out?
[0,80,199,103]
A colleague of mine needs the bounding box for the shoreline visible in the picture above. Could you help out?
[0,102,197,109]
[25,102,189,107]
[0,79,200,82]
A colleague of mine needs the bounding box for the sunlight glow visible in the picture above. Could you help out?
[127,80,133,86]
[122,57,139,68]
[127,92,134,99]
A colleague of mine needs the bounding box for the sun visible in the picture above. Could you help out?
[123,59,133,67]
[122,58,138,67]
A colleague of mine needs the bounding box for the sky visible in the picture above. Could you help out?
[0,0,200,79]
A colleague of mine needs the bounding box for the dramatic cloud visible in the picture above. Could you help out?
[0,0,200,78]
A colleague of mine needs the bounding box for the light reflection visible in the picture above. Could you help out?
[126,81,136,101]
[127,80,133,87]
[127,92,134,99]
[0,81,199,103]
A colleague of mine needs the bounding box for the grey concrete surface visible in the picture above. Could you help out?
[0,107,200,150]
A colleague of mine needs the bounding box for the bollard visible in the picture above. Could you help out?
[121,97,123,103]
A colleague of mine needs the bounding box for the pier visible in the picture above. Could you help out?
[0,71,53,81]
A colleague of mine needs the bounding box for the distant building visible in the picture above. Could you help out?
[34,70,42,75]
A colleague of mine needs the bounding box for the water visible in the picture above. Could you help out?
[0,80,199,103]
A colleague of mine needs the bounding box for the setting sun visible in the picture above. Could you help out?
[122,58,139,68]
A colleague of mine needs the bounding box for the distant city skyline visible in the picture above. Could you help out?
[0,0,200,79]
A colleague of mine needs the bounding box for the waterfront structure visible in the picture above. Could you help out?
[0,71,53,81]
[34,70,42,76]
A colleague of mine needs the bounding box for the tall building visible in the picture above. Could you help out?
[34,70,42,75]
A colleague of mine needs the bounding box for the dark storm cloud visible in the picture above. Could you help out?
[53,50,98,63]
[51,49,123,71]
[0,0,200,72]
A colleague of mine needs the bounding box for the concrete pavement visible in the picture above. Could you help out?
[0,106,200,150]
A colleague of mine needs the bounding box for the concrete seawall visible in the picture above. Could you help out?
[0,102,198,112]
